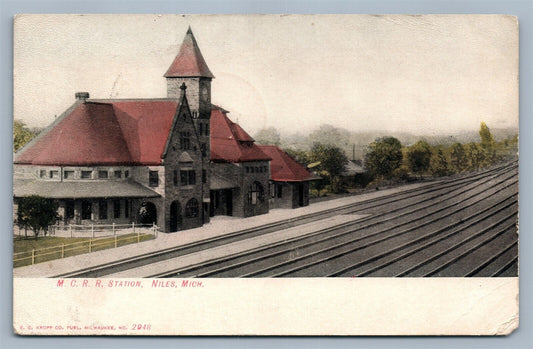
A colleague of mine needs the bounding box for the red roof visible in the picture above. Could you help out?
[111,100,178,165]
[258,145,312,182]
[15,100,178,166]
[15,100,270,166]
[164,28,214,79]
[210,108,271,163]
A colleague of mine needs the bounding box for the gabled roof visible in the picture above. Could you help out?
[164,27,214,79]
[14,99,179,166]
[258,145,312,182]
[210,108,271,163]
[342,159,366,176]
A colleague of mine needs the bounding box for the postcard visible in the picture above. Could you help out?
[12,14,518,335]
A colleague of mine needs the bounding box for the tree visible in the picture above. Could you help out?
[479,122,495,150]
[407,140,432,173]
[431,149,449,177]
[479,122,498,165]
[16,196,59,239]
[308,124,350,148]
[450,142,468,172]
[14,120,40,152]
[467,143,485,170]
[254,127,281,146]
[365,137,403,178]
[308,143,348,193]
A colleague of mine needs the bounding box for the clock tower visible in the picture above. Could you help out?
[165,26,214,222]
[165,26,214,121]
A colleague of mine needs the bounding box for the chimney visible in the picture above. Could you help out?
[75,92,90,102]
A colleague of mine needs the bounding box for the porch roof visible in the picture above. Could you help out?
[13,179,161,199]
[210,175,238,190]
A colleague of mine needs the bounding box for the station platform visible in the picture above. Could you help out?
[13,181,433,278]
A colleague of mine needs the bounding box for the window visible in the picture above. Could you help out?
[125,170,129,178]
[125,200,130,218]
[65,200,75,219]
[248,181,264,205]
[81,171,92,179]
[180,131,190,150]
[39,170,46,178]
[250,167,254,173]
[81,201,92,220]
[149,171,159,187]
[199,123,204,135]
[205,123,209,136]
[202,169,207,184]
[98,170,108,179]
[99,200,108,220]
[173,170,178,186]
[64,170,75,179]
[270,183,282,198]
[201,143,207,157]
[188,170,196,185]
[245,167,249,173]
[180,170,196,186]
[113,200,121,219]
[185,198,199,218]
[114,170,122,179]
[50,170,59,179]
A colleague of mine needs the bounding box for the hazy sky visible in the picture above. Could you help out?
[14,14,518,136]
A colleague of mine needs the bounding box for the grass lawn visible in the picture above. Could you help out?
[13,234,154,268]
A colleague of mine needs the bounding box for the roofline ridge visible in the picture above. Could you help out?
[89,98,177,102]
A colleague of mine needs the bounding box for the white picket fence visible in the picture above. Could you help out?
[14,222,158,239]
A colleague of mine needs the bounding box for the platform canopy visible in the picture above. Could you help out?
[13,180,161,199]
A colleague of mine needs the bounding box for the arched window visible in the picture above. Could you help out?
[185,198,199,218]
[248,181,264,205]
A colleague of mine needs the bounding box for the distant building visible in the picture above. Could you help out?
[13,27,312,233]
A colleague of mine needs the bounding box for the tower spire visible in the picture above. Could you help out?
[164,27,214,78]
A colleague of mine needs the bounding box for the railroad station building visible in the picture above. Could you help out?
[13,27,312,233]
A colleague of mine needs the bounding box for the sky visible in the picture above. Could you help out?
[13,14,518,137]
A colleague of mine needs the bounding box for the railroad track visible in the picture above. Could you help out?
[150,162,517,278]
[57,161,518,278]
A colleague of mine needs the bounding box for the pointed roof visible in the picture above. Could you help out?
[258,145,313,182]
[164,27,214,79]
[210,108,271,163]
